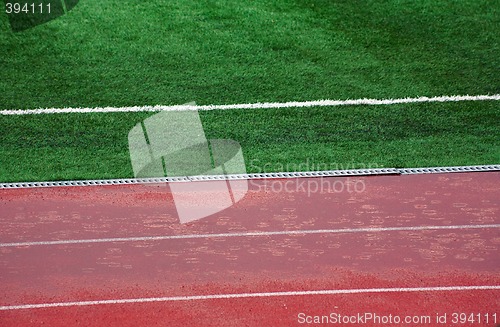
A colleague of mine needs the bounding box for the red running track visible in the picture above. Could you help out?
[0,172,499,326]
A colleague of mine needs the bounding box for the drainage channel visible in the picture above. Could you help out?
[0,165,498,189]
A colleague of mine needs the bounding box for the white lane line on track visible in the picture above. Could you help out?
[1,94,499,115]
[1,285,499,310]
[1,224,499,248]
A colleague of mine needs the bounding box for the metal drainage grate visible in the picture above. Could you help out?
[0,165,498,189]
[397,165,500,175]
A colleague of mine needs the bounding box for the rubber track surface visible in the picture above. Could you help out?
[0,173,498,326]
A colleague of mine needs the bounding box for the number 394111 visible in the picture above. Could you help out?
[5,3,51,14]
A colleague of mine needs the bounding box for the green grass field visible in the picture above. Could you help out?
[1,0,499,182]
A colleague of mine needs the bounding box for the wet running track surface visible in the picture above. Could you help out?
[0,172,499,326]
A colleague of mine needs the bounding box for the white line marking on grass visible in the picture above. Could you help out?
[1,224,498,248]
[1,285,498,310]
[1,94,499,115]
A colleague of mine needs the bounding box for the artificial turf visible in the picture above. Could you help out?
[0,101,498,182]
[0,0,499,182]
